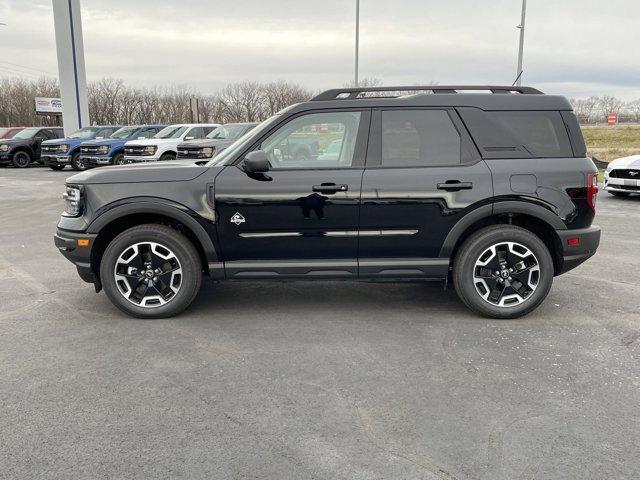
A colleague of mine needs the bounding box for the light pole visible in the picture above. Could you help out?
[354,0,359,87]
[515,0,527,86]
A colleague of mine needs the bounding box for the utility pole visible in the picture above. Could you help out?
[515,0,527,86]
[354,0,359,87]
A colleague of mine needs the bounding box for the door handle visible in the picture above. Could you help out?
[437,180,473,191]
[312,183,348,194]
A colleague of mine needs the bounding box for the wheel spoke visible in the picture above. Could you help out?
[487,280,506,303]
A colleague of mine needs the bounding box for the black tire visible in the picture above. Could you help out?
[70,152,87,171]
[100,224,202,318]
[159,152,176,161]
[12,151,31,168]
[453,225,554,319]
[49,164,65,171]
[609,191,630,197]
[112,152,125,165]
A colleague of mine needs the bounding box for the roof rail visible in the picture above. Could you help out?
[311,85,543,101]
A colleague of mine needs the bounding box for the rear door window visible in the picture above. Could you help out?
[380,110,461,167]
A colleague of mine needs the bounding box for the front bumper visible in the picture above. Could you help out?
[124,155,159,163]
[604,175,640,193]
[42,155,71,165]
[556,225,601,274]
[54,228,99,286]
[0,153,11,164]
[82,155,112,166]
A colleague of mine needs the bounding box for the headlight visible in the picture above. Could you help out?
[605,164,613,174]
[98,145,109,154]
[201,147,215,158]
[143,146,157,156]
[0,144,8,152]
[62,185,83,217]
[59,144,69,153]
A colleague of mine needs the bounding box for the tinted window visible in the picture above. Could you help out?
[260,111,362,169]
[381,110,461,167]
[186,127,204,139]
[138,127,158,139]
[486,111,572,158]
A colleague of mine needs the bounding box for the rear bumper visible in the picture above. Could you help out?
[556,225,601,274]
[54,228,98,285]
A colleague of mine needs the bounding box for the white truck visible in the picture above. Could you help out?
[123,123,219,162]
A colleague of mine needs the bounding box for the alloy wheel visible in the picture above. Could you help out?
[113,241,182,308]
[473,241,540,307]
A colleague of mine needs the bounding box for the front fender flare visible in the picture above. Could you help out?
[87,198,219,265]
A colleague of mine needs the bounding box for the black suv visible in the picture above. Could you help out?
[0,127,64,168]
[176,122,258,160]
[54,85,601,319]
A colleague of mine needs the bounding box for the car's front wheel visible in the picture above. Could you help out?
[100,224,202,318]
[49,164,65,171]
[112,153,125,165]
[12,151,31,168]
[70,152,87,171]
[453,225,554,319]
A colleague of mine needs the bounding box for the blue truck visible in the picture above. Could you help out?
[79,125,165,170]
[40,126,121,171]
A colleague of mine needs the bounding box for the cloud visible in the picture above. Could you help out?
[1,0,639,99]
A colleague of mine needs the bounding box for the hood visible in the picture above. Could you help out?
[124,138,177,146]
[609,154,640,169]
[66,160,213,185]
[80,138,124,147]
[0,138,30,147]
[177,138,234,149]
[41,138,69,146]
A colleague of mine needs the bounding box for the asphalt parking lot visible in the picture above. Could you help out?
[1,166,639,480]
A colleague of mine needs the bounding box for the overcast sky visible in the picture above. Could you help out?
[1,0,639,99]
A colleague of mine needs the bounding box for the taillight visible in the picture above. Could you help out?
[586,172,598,211]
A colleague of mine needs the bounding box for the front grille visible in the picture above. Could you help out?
[81,145,100,154]
[177,147,203,159]
[609,169,640,179]
[124,145,146,156]
[41,145,60,154]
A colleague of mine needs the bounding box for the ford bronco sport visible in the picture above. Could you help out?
[54,85,601,319]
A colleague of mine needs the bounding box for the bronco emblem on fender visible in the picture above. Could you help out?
[230,212,246,225]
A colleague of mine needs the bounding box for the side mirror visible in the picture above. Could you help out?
[243,150,270,173]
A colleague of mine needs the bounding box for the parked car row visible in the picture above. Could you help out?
[0,122,259,171]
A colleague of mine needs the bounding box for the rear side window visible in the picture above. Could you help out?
[459,108,573,158]
[381,110,461,167]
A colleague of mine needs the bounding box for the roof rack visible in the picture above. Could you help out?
[311,85,543,101]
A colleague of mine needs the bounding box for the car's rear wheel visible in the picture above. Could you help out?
[100,224,202,318]
[70,152,87,171]
[12,151,31,168]
[609,191,630,197]
[49,164,65,171]
[453,225,554,319]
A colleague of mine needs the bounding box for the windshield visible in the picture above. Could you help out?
[207,115,281,166]
[11,127,40,139]
[156,125,188,139]
[206,125,248,140]
[68,127,100,139]
[110,126,139,139]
